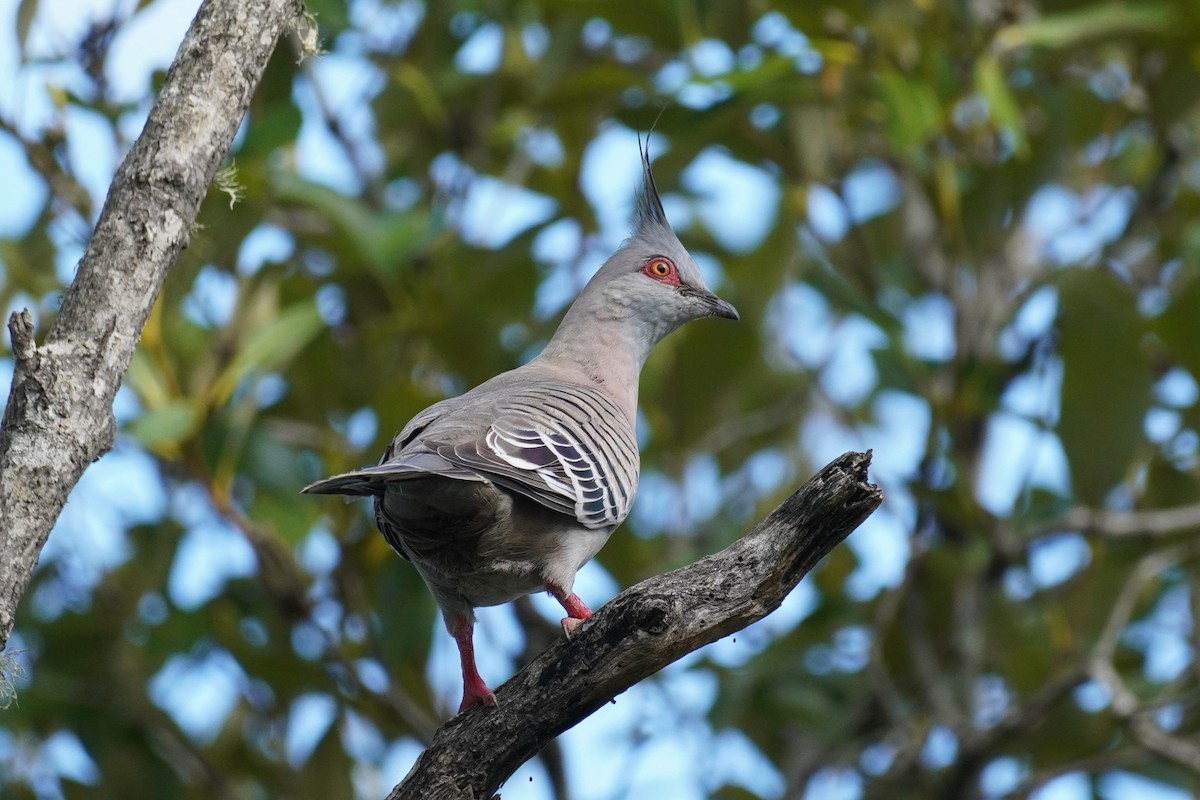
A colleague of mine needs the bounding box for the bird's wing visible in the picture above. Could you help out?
[433,382,639,530]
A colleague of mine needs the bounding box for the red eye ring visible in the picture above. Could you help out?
[643,257,674,280]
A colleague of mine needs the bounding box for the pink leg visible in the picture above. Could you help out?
[547,584,593,637]
[449,614,497,713]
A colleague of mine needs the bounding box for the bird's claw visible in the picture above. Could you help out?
[458,685,498,714]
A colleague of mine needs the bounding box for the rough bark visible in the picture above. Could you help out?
[390,450,882,800]
[0,0,303,652]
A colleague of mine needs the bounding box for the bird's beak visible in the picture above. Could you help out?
[681,285,739,320]
[709,295,740,320]
[701,291,740,321]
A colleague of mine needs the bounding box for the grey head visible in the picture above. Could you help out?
[536,140,738,375]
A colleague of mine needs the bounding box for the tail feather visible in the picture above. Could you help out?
[301,472,384,496]
[302,452,489,496]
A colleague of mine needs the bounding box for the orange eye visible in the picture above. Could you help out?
[645,257,673,279]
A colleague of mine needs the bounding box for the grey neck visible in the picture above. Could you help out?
[531,297,654,424]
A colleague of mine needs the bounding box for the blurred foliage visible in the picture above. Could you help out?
[3,0,1200,798]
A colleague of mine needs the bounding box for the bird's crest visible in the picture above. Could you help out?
[634,131,670,236]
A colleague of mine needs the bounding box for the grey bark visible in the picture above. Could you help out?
[390,450,882,800]
[0,0,304,652]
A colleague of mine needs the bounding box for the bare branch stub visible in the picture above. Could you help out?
[7,311,36,363]
[390,450,882,800]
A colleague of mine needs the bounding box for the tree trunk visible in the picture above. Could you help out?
[0,0,304,653]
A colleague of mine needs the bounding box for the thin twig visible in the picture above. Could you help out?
[1088,544,1200,775]
[1038,503,1200,539]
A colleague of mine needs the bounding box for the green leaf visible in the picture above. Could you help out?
[15,0,38,57]
[1057,269,1153,504]
[975,54,1029,158]
[1153,269,1200,381]
[996,1,1178,51]
[878,68,942,163]
[124,400,199,454]
[392,63,449,127]
[125,349,173,410]
[238,102,302,159]
[271,172,431,272]
[209,300,324,406]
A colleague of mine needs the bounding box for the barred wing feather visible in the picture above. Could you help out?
[435,384,638,529]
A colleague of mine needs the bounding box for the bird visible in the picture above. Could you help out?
[302,141,738,714]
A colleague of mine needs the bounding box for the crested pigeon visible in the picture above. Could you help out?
[303,144,738,714]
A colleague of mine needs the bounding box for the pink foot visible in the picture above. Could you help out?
[547,584,592,637]
[458,677,498,714]
[450,614,498,714]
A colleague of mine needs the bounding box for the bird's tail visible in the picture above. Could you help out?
[301,470,384,496]
[302,452,488,496]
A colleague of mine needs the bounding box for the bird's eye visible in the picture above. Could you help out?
[643,257,674,279]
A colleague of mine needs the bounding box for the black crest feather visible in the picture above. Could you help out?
[634,128,669,234]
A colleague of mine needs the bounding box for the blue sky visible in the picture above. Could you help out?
[0,1,1190,799]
